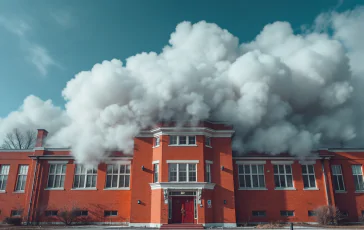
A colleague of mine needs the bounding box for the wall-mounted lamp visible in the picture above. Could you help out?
[200,204,203,207]
[141,166,145,171]
[221,166,224,171]
[137,200,141,204]
[224,200,227,204]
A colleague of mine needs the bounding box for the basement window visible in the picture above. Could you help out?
[104,210,118,216]
[11,210,22,217]
[280,211,294,217]
[252,211,266,217]
[308,210,316,216]
[45,210,58,216]
[74,210,88,216]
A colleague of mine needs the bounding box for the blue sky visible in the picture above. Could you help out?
[0,0,360,117]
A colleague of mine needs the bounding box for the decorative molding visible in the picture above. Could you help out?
[271,160,294,165]
[166,160,199,163]
[104,160,131,165]
[44,148,70,151]
[137,127,234,138]
[238,188,268,191]
[0,149,34,152]
[34,147,45,151]
[48,161,68,164]
[152,160,160,164]
[149,182,215,190]
[233,156,320,160]
[236,160,266,165]
[205,160,213,164]
[299,160,316,165]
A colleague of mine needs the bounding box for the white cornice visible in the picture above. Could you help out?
[0,149,34,152]
[149,182,216,190]
[232,156,321,160]
[236,160,266,165]
[137,127,234,138]
[166,160,199,163]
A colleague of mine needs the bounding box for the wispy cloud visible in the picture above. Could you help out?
[51,10,73,28]
[0,15,57,77]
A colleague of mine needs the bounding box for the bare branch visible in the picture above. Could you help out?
[1,129,36,149]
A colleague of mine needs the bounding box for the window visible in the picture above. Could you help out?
[74,210,88,216]
[342,211,349,217]
[332,165,345,191]
[15,165,28,191]
[169,136,196,145]
[104,210,118,216]
[47,164,66,188]
[194,198,197,219]
[274,165,293,188]
[168,198,172,219]
[252,211,266,217]
[302,165,316,188]
[0,165,10,191]
[280,211,294,217]
[154,137,160,147]
[11,210,22,216]
[205,136,211,146]
[45,210,58,216]
[308,210,316,216]
[154,164,159,183]
[168,163,197,182]
[105,164,130,188]
[73,165,97,188]
[205,164,211,183]
[238,164,265,188]
[352,165,364,191]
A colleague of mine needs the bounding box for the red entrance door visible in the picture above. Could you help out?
[171,196,194,223]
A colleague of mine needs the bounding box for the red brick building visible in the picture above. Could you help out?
[0,121,363,227]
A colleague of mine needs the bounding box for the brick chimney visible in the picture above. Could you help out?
[35,129,48,148]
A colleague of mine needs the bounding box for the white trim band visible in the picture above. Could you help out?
[166,160,199,163]
[271,160,294,165]
[205,160,213,164]
[236,160,266,165]
[150,182,215,190]
[48,161,68,164]
[299,160,316,165]
[104,160,131,165]
[152,160,160,164]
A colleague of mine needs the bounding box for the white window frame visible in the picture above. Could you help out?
[238,164,266,189]
[205,136,211,147]
[154,136,160,147]
[154,163,159,183]
[301,164,316,189]
[169,135,196,146]
[15,165,29,191]
[47,163,66,189]
[73,165,97,189]
[352,165,364,191]
[0,165,10,191]
[168,163,197,182]
[280,210,294,217]
[273,164,294,189]
[45,210,58,216]
[205,163,211,183]
[104,210,118,216]
[332,165,346,192]
[11,210,23,217]
[105,164,131,189]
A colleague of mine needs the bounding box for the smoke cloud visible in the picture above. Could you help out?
[1,6,364,165]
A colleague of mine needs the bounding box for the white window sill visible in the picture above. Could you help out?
[238,188,268,191]
[355,191,364,193]
[335,190,347,193]
[13,191,25,193]
[205,145,212,148]
[0,191,6,193]
[152,145,160,148]
[274,188,296,191]
[45,188,65,191]
[71,188,97,191]
[103,188,130,190]
[168,144,198,147]
[303,188,319,191]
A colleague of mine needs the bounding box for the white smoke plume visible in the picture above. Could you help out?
[1,6,364,165]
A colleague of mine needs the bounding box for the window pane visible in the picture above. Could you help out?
[126,165,131,174]
[119,175,125,187]
[169,136,177,145]
[239,175,245,187]
[308,165,314,174]
[285,165,291,174]
[188,136,196,145]
[252,165,257,174]
[56,165,62,174]
[274,175,280,187]
[106,175,112,187]
[47,175,54,188]
[179,136,187,144]
[258,175,265,187]
[120,165,125,174]
[279,165,284,173]
[49,165,55,174]
[303,175,309,188]
[238,165,244,174]
[244,165,250,173]
[258,165,264,174]
[301,165,307,174]
[189,171,196,182]
[252,175,258,187]
[112,175,118,187]
[125,175,130,187]
[245,175,251,187]
[74,175,80,188]
[179,172,187,182]
[273,165,278,174]
[55,175,61,187]
[286,175,293,187]
[189,164,196,171]
[279,175,286,187]
[309,175,316,188]
[79,175,85,187]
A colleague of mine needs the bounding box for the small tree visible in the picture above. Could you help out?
[315,205,342,225]
[57,206,80,225]
[1,129,36,149]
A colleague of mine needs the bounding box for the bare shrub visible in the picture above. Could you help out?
[256,221,284,229]
[57,207,80,225]
[314,205,342,225]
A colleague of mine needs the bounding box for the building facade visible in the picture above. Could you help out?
[0,122,364,227]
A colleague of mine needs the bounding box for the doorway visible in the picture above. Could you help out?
[171,196,195,223]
